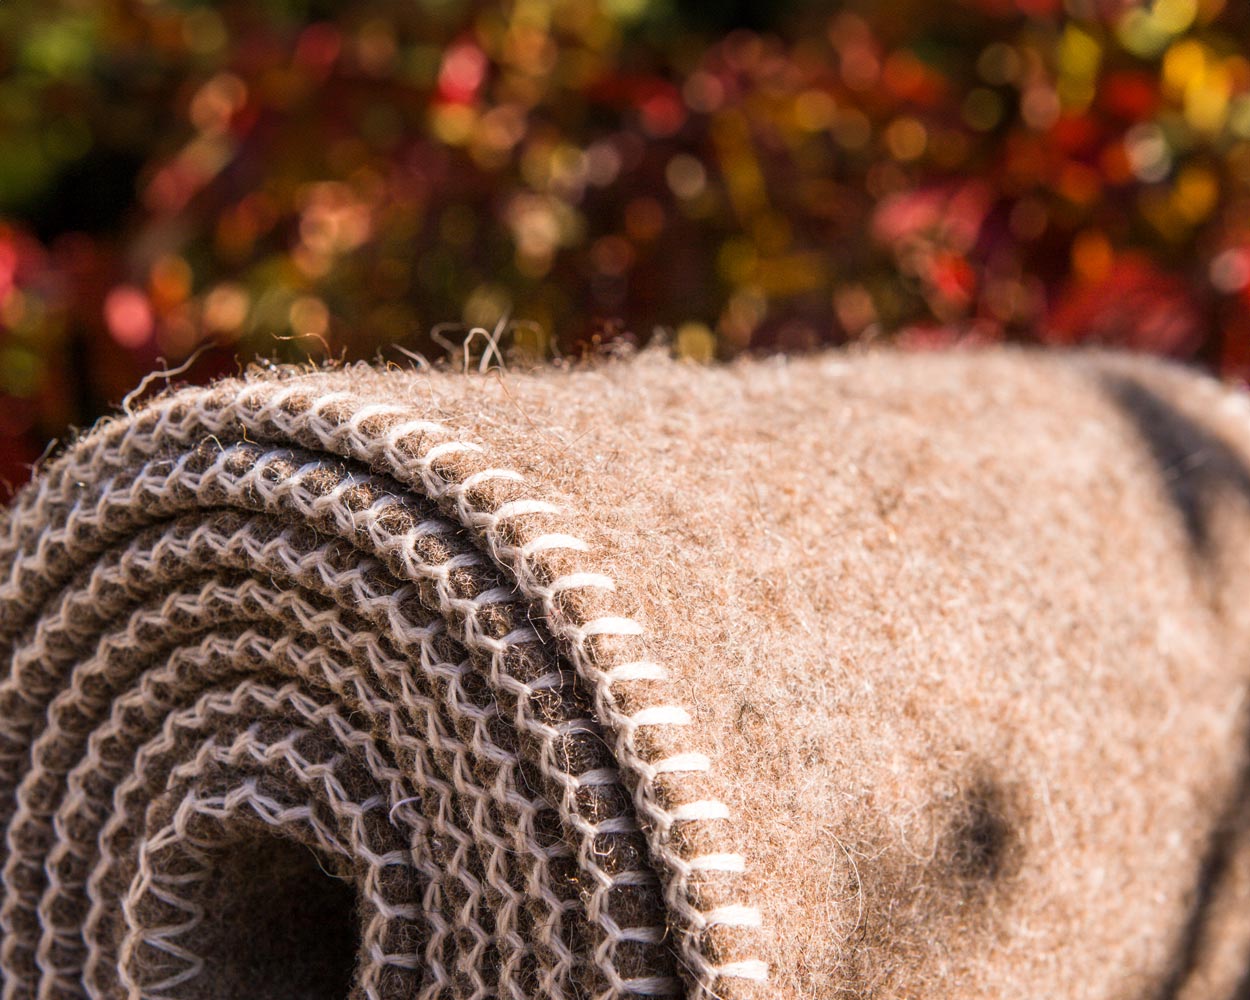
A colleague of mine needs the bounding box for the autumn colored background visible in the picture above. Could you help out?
[1,0,1248,499]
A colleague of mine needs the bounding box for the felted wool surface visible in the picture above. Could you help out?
[4,347,1250,1000]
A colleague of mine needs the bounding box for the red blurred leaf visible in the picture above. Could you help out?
[1099,71,1161,122]
[1045,255,1205,356]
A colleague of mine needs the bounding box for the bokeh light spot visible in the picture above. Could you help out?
[666,154,707,200]
[104,287,154,349]
[675,321,715,362]
[1210,248,1250,292]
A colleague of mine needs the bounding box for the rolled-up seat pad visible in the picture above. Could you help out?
[4,347,1250,1000]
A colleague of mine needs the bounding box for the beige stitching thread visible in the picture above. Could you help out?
[0,367,769,998]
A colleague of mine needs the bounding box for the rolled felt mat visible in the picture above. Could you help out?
[4,347,1250,1000]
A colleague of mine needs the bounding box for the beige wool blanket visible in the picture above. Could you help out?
[3,348,1250,1000]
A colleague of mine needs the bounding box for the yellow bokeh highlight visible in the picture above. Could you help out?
[794,89,837,132]
[1118,0,1196,58]
[1155,0,1199,35]
[1162,40,1232,133]
[462,283,513,330]
[289,296,330,338]
[753,253,825,296]
[1172,165,1219,222]
[675,321,715,362]
[884,117,927,161]
[1057,25,1102,110]
[1163,39,1206,98]
[1155,38,1235,133]
[509,319,551,360]
[203,283,250,336]
[1188,62,1232,133]
[430,105,477,146]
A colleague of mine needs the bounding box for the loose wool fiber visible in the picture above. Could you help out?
[4,347,1250,1000]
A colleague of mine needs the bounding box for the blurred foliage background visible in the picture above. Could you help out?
[2,0,1250,498]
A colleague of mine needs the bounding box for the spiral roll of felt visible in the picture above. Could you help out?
[5,347,1250,999]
